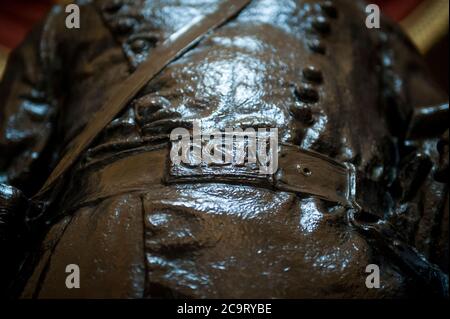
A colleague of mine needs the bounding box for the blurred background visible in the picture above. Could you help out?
[0,0,448,92]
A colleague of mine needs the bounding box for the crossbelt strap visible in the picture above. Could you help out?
[33,0,252,199]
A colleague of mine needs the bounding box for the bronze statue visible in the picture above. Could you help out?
[0,0,448,298]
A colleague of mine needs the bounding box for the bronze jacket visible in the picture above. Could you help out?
[0,0,448,298]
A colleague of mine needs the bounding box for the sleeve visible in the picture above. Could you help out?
[383,24,449,274]
[0,8,65,196]
[0,6,67,296]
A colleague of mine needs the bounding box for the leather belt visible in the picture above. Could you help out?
[61,141,358,209]
[166,141,358,208]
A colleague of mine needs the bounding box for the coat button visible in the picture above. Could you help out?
[302,66,323,83]
[112,17,136,35]
[312,16,331,34]
[103,0,123,14]
[295,84,319,103]
[130,39,148,54]
[291,103,315,125]
[320,1,338,19]
[306,38,326,54]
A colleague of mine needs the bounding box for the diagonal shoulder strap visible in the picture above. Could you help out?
[34,0,252,199]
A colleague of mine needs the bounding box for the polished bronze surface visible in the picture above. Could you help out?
[0,0,448,298]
